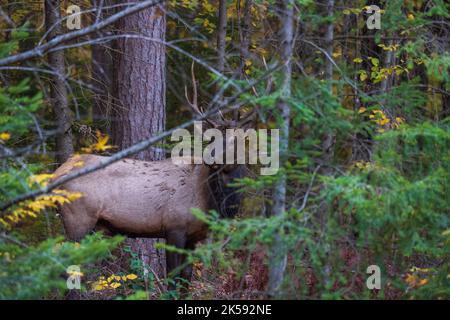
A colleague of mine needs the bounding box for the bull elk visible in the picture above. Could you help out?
[53,64,253,290]
[53,154,244,284]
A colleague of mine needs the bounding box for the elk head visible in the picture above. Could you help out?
[184,62,255,218]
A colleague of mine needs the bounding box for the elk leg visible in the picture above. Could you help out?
[180,239,196,282]
[166,230,189,291]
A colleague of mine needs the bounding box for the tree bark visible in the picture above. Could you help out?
[112,0,166,285]
[91,0,113,133]
[324,0,334,83]
[239,0,252,74]
[321,0,335,172]
[320,0,335,288]
[267,0,294,297]
[380,39,394,94]
[45,0,74,164]
[216,0,227,75]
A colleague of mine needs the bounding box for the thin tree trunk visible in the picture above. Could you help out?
[45,0,74,164]
[237,0,252,121]
[380,39,394,94]
[239,0,252,74]
[322,0,335,166]
[324,0,334,83]
[320,0,335,288]
[216,0,228,119]
[354,12,361,108]
[112,0,166,288]
[267,0,294,297]
[217,0,227,75]
[91,0,113,133]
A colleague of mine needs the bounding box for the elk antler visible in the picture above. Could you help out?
[185,62,201,115]
[184,62,221,128]
[237,108,256,127]
[184,62,253,129]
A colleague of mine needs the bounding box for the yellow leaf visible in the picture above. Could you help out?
[411,267,430,273]
[418,278,428,287]
[395,117,404,124]
[202,2,214,13]
[109,282,121,289]
[369,57,379,66]
[82,130,115,153]
[360,72,368,81]
[28,174,54,187]
[405,273,417,286]
[379,118,390,126]
[0,132,11,141]
[94,135,112,152]
[358,107,367,114]
[93,284,105,291]
[407,13,415,21]
[126,274,138,280]
[353,58,363,63]
[332,52,341,58]
[67,270,84,277]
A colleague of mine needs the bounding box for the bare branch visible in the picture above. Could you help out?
[0,0,165,66]
[0,7,16,28]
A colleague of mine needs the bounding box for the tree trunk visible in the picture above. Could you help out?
[45,0,74,164]
[112,1,166,287]
[216,0,227,75]
[267,0,294,297]
[91,0,113,133]
[242,0,252,57]
[239,0,252,75]
[322,0,335,163]
[324,0,334,83]
[380,39,394,94]
[320,0,335,288]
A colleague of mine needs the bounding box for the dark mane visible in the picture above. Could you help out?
[207,166,245,218]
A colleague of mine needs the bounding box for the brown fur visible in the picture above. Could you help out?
[53,154,212,241]
[52,154,242,289]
